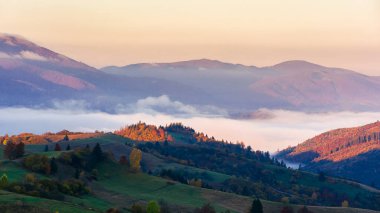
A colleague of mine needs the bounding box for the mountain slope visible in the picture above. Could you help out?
[102,59,380,112]
[277,121,380,187]
[3,32,380,113]
[0,33,211,112]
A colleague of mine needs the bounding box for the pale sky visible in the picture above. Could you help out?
[0,0,379,74]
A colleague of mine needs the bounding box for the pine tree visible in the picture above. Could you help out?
[92,143,103,162]
[54,143,62,151]
[250,198,263,213]
[66,144,71,151]
[50,157,58,174]
[4,141,15,160]
[15,142,25,158]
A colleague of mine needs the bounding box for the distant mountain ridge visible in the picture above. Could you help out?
[102,58,380,112]
[277,121,380,187]
[2,32,380,114]
[0,33,210,112]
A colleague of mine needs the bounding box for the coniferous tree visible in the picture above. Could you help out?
[92,143,103,162]
[63,134,69,141]
[4,142,24,160]
[50,157,58,174]
[250,198,263,213]
[4,141,15,160]
[66,144,71,151]
[54,143,62,151]
[15,142,25,158]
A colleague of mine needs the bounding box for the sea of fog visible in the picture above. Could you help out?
[1,107,380,153]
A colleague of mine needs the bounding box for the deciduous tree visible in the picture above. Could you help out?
[129,148,142,172]
[146,200,160,213]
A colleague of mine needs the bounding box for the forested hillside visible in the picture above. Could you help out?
[277,121,380,188]
[1,123,380,212]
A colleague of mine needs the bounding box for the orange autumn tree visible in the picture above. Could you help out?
[115,122,170,142]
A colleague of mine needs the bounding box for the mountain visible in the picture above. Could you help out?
[3,32,380,114]
[277,121,380,187]
[102,59,380,113]
[0,33,209,112]
[254,60,380,111]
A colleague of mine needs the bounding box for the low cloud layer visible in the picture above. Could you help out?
[115,95,228,117]
[0,51,48,61]
[1,107,380,153]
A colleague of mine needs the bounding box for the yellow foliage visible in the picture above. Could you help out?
[341,200,349,207]
[129,148,142,172]
[281,197,290,204]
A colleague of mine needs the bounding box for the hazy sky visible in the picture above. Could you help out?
[0,0,379,74]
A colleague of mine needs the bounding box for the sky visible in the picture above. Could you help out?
[0,0,379,74]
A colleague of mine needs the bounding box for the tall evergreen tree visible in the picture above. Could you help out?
[92,143,103,162]
[4,141,15,160]
[15,142,25,158]
[54,143,62,151]
[50,157,58,174]
[66,144,71,151]
[63,134,69,141]
[250,198,263,213]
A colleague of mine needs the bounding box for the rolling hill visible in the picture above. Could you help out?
[277,121,380,188]
[2,123,380,212]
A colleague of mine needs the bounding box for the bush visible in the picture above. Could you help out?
[147,200,161,213]
[194,203,216,213]
[281,206,294,213]
[131,203,144,213]
[23,154,51,174]
[0,174,8,189]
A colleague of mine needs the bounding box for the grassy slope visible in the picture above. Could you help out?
[94,160,380,213]
[1,135,380,212]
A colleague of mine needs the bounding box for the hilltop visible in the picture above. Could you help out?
[277,121,380,188]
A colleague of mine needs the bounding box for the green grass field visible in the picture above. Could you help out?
[1,135,380,213]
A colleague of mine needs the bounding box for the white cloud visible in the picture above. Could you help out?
[116,95,227,117]
[51,99,91,112]
[19,51,47,61]
[135,95,199,115]
[0,51,12,59]
[0,51,47,61]
[1,107,380,153]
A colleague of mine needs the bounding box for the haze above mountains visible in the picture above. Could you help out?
[1,33,380,116]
